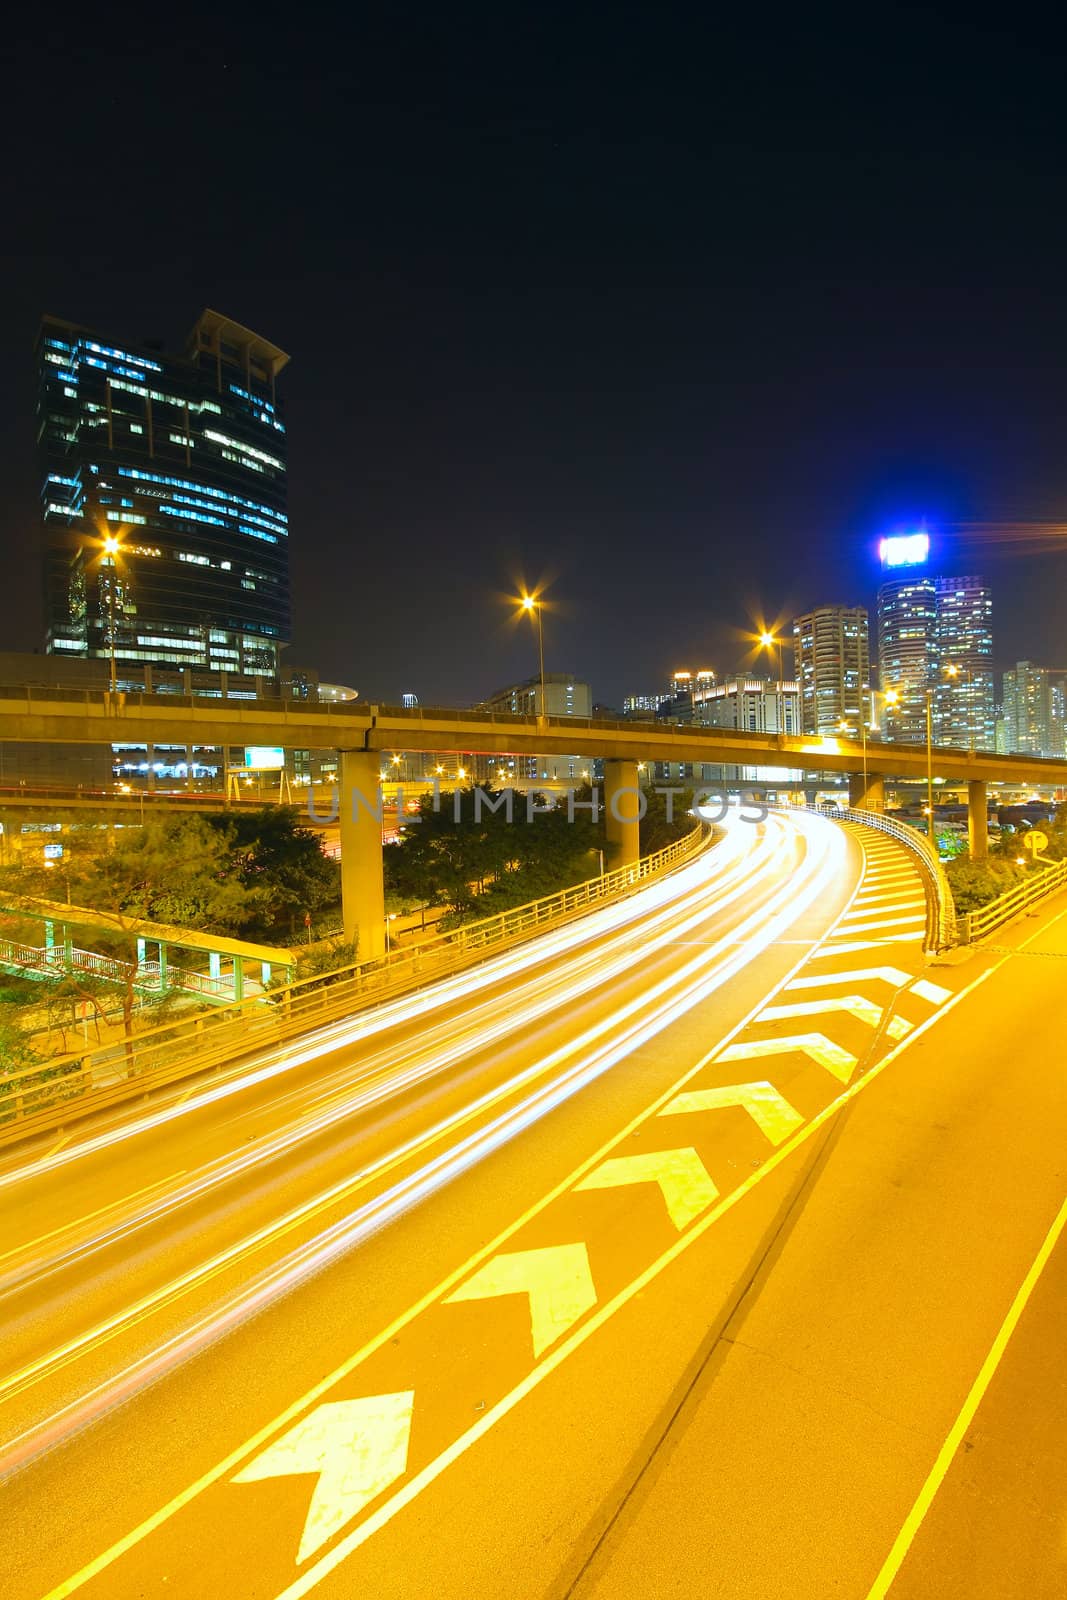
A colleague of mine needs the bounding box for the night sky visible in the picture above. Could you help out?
[4,6,1067,705]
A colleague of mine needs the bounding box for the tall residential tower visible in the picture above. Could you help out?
[791,605,870,735]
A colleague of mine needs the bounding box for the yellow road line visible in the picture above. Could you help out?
[864,1190,1067,1599]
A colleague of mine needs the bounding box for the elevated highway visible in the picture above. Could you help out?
[2,685,1066,954]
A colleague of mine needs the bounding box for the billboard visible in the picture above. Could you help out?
[244,747,285,771]
[879,532,930,569]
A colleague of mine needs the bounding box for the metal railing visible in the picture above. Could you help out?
[958,856,1067,944]
[0,824,709,1144]
[0,939,239,999]
[795,805,957,951]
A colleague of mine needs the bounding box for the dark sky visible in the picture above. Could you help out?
[5,4,1067,703]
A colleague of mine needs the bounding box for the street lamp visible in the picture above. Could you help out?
[101,533,122,693]
[520,594,547,722]
[759,630,786,729]
[943,662,974,758]
[837,715,869,796]
[925,686,936,847]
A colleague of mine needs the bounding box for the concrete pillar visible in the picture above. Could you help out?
[604,760,642,869]
[848,772,885,812]
[968,779,989,861]
[339,748,386,960]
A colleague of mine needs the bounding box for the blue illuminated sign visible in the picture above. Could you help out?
[880,532,930,568]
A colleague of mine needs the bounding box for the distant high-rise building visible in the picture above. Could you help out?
[876,534,938,743]
[1001,661,1062,757]
[38,309,290,681]
[692,675,800,736]
[791,606,870,735]
[481,673,592,781]
[622,693,662,717]
[935,575,994,749]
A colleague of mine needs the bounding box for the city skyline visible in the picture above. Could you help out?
[4,15,1067,706]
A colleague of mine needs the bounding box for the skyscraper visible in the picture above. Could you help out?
[791,605,870,735]
[934,575,994,750]
[1001,661,1062,757]
[38,310,290,682]
[876,534,938,743]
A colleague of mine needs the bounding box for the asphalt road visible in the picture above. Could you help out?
[3,806,1039,1600]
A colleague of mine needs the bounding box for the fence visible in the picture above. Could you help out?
[795,805,957,951]
[0,823,708,1144]
[957,855,1067,944]
[0,938,236,1000]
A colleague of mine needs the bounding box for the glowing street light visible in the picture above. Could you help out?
[99,532,124,692]
[519,593,548,722]
[944,662,975,758]
[758,629,786,729]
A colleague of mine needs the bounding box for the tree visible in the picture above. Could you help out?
[384,785,603,922]
[0,816,249,1053]
[203,808,339,940]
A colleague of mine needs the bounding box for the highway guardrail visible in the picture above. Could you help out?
[957,854,1067,944]
[793,805,957,951]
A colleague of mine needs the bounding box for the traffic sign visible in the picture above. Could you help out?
[1025,829,1049,856]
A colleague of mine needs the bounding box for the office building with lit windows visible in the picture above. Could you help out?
[791,605,870,735]
[934,575,995,750]
[38,309,290,682]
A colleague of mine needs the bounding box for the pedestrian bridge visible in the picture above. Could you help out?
[1,685,1066,956]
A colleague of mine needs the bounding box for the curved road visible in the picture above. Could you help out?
[1,806,932,1599]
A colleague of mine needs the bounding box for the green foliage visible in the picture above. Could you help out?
[203,808,339,941]
[283,938,359,985]
[640,786,696,855]
[384,785,603,922]
[0,1002,37,1075]
[945,856,1025,913]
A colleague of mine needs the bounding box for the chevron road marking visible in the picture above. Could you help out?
[809,938,912,958]
[786,966,915,992]
[848,897,923,915]
[717,1034,858,1083]
[232,1392,415,1563]
[444,1243,597,1358]
[757,995,912,1040]
[837,912,926,932]
[575,1147,719,1230]
[911,978,952,1004]
[659,1081,804,1146]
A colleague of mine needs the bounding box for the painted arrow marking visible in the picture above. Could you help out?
[786,966,914,991]
[757,995,912,1040]
[232,1392,414,1563]
[575,1147,718,1230]
[659,1081,804,1146]
[717,1034,858,1083]
[444,1243,597,1358]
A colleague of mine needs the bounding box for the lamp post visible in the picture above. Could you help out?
[943,662,974,759]
[838,715,869,795]
[759,631,785,731]
[521,595,547,722]
[102,533,122,693]
[925,686,936,847]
